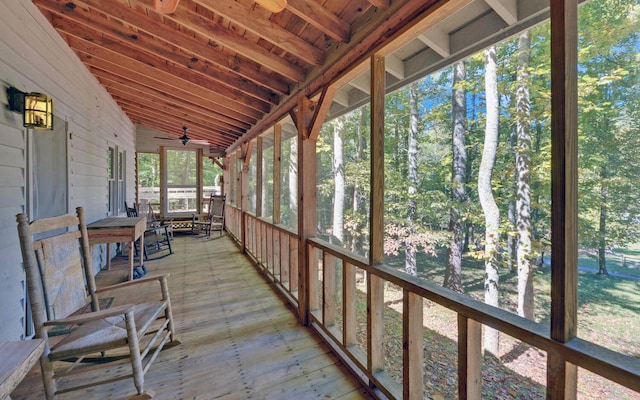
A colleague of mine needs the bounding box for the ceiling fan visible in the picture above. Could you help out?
[152,0,287,14]
[154,125,209,146]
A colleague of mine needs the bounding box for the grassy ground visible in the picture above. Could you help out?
[367,249,640,399]
[577,243,640,277]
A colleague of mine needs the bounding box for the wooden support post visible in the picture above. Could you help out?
[273,124,282,224]
[367,54,386,378]
[197,148,203,213]
[458,316,482,400]
[549,0,578,398]
[240,143,251,253]
[370,54,385,267]
[297,97,318,325]
[323,252,336,327]
[229,153,235,206]
[256,137,263,218]
[159,146,167,216]
[403,290,424,400]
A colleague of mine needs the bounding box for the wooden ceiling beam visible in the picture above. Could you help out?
[100,80,247,136]
[35,0,291,94]
[229,0,455,152]
[129,114,235,147]
[190,0,324,66]
[93,68,253,131]
[114,96,242,141]
[106,87,244,138]
[71,45,264,122]
[118,101,239,142]
[47,12,280,105]
[129,0,306,81]
[286,0,350,43]
[128,110,234,144]
[57,26,272,115]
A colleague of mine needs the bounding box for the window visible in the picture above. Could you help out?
[137,153,160,212]
[165,148,198,214]
[108,146,126,215]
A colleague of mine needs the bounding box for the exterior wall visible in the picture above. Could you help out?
[0,1,136,340]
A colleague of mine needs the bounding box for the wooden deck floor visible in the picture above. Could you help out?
[12,234,371,399]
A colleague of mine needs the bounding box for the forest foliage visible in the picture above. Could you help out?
[313,0,640,299]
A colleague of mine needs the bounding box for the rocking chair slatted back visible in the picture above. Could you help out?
[33,231,92,321]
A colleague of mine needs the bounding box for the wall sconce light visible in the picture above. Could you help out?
[7,87,54,130]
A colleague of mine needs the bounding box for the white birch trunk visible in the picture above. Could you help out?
[406,83,419,276]
[332,117,345,244]
[480,45,500,357]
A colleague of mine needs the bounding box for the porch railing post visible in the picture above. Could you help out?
[549,0,579,398]
[296,96,317,326]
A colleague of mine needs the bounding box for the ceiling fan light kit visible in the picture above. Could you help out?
[256,0,287,13]
[153,0,180,14]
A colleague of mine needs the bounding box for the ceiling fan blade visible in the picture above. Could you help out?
[153,0,180,14]
[255,0,287,13]
[153,136,209,144]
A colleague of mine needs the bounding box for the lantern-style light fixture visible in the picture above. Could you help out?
[7,87,54,130]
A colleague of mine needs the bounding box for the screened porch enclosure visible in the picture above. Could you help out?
[2,0,639,398]
[220,0,640,398]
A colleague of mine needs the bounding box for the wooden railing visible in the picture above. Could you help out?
[225,206,299,305]
[225,204,640,399]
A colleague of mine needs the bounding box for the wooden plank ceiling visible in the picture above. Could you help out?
[31,0,395,152]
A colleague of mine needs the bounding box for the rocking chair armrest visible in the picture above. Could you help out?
[95,273,170,294]
[43,304,135,326]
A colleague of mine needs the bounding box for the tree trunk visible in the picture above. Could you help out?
[351,109,365,253]
[507,197,517,274]
[598,165,608,275]
[480,46,501,357]
[444,61,467,292]
[406,83,419,276]
[515,30,534,320]
[507,122,517,274]
[332,117,345,245]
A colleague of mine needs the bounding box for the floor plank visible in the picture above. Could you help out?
[11,234,371,399]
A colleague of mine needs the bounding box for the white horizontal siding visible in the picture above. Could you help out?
[0,1,136,340]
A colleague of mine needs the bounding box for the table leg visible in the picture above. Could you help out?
[128,240,134,281]
[139,234,144,272]
[106,244,111,271]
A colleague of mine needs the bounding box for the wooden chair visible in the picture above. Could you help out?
[125,202,173,264]
[16,207,178,399]
[147,203,174,240]
[192,194,225,238]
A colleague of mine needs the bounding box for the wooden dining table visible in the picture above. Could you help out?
[87,216,146,281]
[0,339,45,399]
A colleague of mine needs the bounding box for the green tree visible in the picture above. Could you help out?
[577,0,640,273]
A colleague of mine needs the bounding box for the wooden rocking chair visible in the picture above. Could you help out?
[192,194,225,238]
[16,207,178,399]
